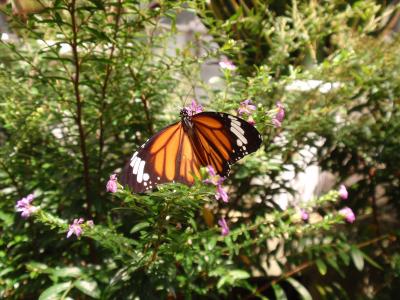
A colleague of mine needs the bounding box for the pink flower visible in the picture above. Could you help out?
[185,99,203,116]
[339,185,348,200]
[300,209,309,221]
[247,115,256,126]
[67,218,84,238]
[219,59,236,71]
[339,207,356,223]
[106,174,118,193]
[203,165,224,186]
[15,194,38,218]
[218,217,230,236]
[204,165,229,203]
[272,101,285,128]
[237,99,257,116]
[216,185,229,203]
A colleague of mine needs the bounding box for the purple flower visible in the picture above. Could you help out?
[339,207,356,223]
[272,101,285,128]
[219,59,236,71]
[204,165,229,203]
[218,217,230,236]
[185,99,203,116]
[106,174,118,193]
[15,194,38,218]
[300,209,309,221]
[67,218,84,238]
[215,185,229,203]
[339,185,348,200]
[86,220,94,228]
[237,99,257,116]
[203,165,224,186]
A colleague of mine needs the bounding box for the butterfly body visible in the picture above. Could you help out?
[122,108,262,193]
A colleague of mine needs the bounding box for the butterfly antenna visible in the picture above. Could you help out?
[182,86,195,107]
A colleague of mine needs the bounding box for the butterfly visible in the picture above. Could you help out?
[121,108,262,193]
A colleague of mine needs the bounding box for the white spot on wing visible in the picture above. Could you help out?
[143,173,149,181]
[137,161,145,183]
[231,119,241,126]
[132,157,141,174]
[232,123,245,135]
[231,126,247,145]
[237,139,243,146]
[130,156,138,168]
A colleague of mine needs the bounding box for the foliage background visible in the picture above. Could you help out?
[0,0,399,299]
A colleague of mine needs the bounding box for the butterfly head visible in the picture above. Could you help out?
[180,108,194,131]
[180,108,190,118]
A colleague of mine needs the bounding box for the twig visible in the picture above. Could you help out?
[69,0,91,213]
[0,161,23,198]
[245,234,395,299]
[97,0,123,178]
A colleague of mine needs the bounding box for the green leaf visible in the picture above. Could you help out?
[351,247,364,271]
[74,280,100,299]
[326,256,345,277]
[52,267,82,278]
[315,259,327,275]
[130,222,150,234]
[362,252,383,270]
[39,282,72,300]
[228,270,250,280]
[286,278,312,300]
[26,261,49,273]
[273,283,288,300]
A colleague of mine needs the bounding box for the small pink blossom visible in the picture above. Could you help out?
[300,209,309,221]
[218,217,230,236]
[204,165,229,203]
[185,99,203,116]
[237,99,257,116]
[247,115,256,126]
[15,194,38,218]
[106,174,118,193]
[339,207,356,223]
[219,59,236,71]
[67,218,84,238]
[272,101,285,128]
[203,165,224,186]
[215,185,229,203]
[339,185,348,200]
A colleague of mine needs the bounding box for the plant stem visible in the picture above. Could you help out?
[98,0,122,178]
[245,234,395,299]
[69,0,91,213]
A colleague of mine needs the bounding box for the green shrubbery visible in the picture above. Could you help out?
[1,1,399,299]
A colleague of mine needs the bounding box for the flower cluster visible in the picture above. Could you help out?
[106,174,118,193]
[218,218,229,236]
[15,194,38,218]
[203,166,230,236]
[272,101,285,128]
[204,166,228,203]
[336,185,355,223]
[67,218,94,238]
[339,207,355,223]
[237,99,257,125]
[185,99,203,116]
[219,58,236,71]
[295,185,355,225]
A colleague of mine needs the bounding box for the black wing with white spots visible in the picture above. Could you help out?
[191,112,262,177]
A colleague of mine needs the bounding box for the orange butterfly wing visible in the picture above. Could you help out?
[121,122,201,193]
[121,112,262,193]
[191,112,262,177]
